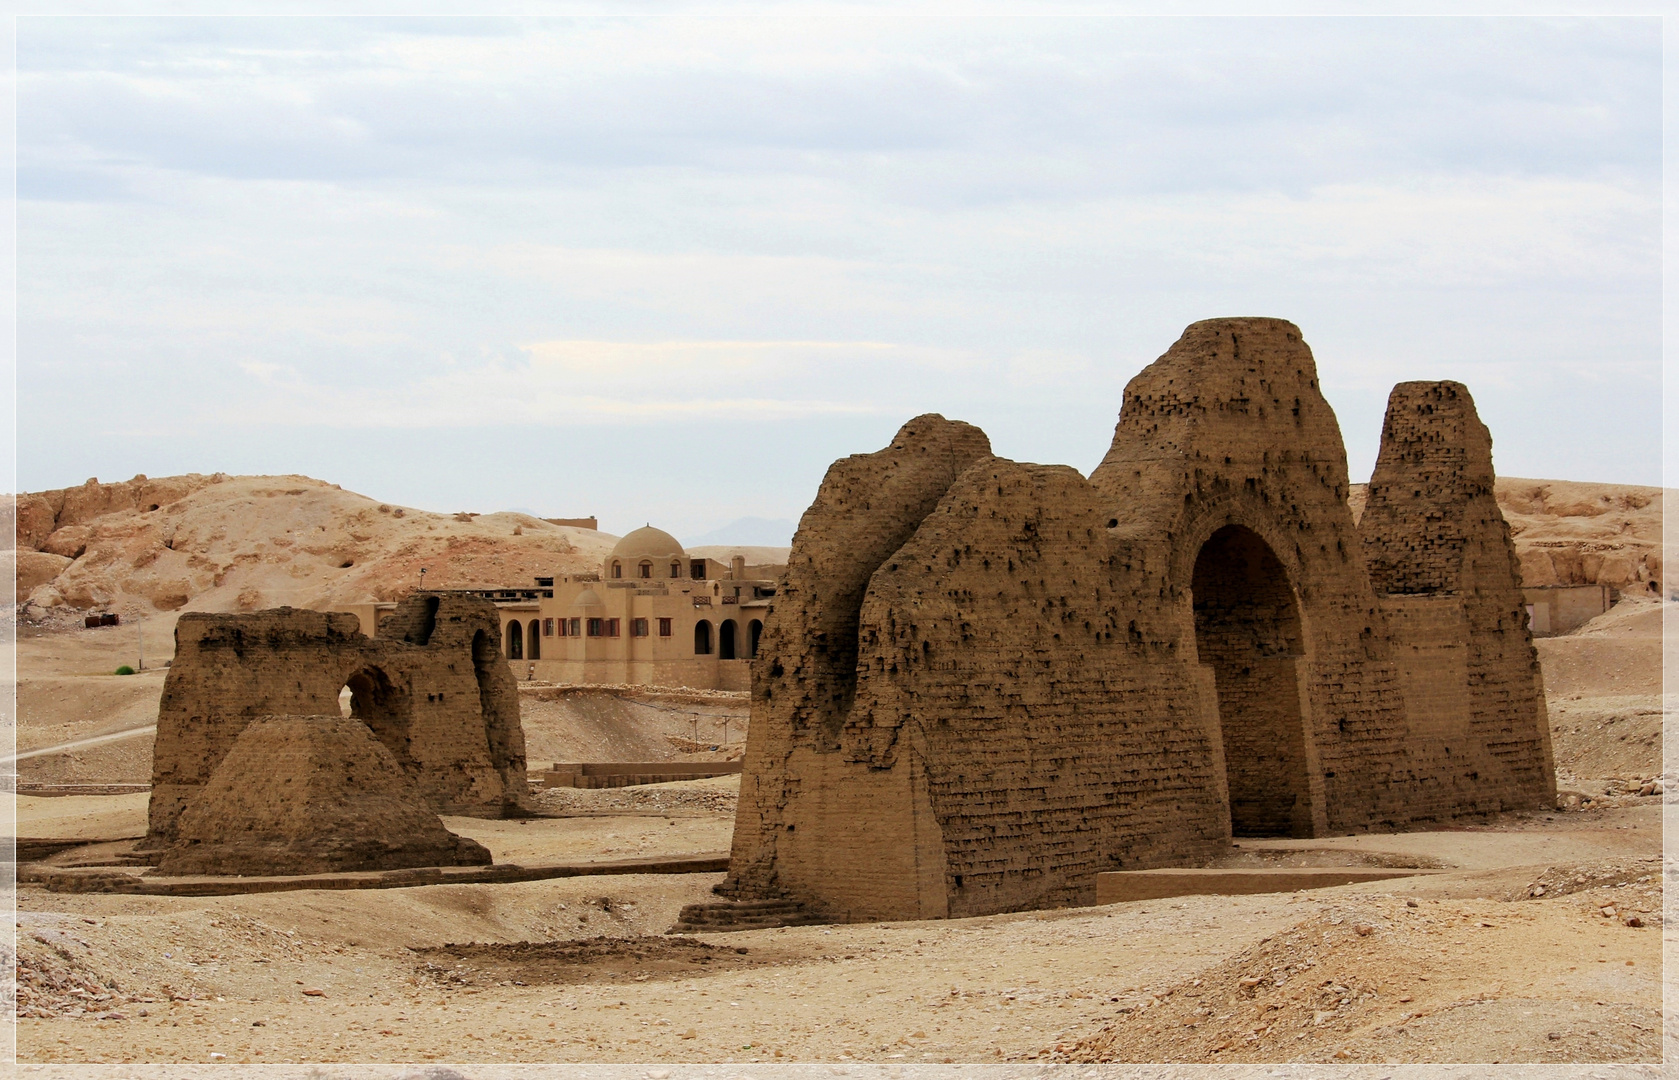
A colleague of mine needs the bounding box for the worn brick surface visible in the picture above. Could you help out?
[1361,380,1556,815]
[717,319,1554,925]
[155,714,493,876]
[146,592,527,848]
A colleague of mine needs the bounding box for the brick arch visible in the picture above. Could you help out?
[341,663,415,773]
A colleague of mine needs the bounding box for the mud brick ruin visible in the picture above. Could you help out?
[155,715,493,876]
[145,592,527,850]
[718,317,1554,923]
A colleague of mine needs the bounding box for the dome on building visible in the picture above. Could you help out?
[571,588,605,610]
[609,525,686,562]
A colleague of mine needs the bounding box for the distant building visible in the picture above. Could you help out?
[490,525,779,690]
[332,525,784,690]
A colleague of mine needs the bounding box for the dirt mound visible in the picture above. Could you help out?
[6,472,618,615]
[1062,876,1660,1065]
[1349,476,1665,596]
[154,715,492,876]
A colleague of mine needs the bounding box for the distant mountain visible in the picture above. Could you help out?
[688,516,797,548]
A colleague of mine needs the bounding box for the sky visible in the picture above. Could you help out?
[15,15,1663,543]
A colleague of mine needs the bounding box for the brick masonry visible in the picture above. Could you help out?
[719,318,1554,923]
[145,592,528,848]
[154,714,493,876]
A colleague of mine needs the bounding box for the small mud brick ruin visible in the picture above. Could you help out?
[717,317,1554,923]
[144,592,528,857]
[154,715,493,876]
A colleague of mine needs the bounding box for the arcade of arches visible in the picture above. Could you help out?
[490,524,780,691]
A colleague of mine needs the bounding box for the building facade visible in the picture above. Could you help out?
[490,526,778,690]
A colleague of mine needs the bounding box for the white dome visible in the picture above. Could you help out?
[609,525,686,562]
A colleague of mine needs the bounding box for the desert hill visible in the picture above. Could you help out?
[5,473,619,615]
[3,471,1663,619]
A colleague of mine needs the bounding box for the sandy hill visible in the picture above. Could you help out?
[3,471,1660,620]
[1349,476,1665,597]
[5,473,619,616]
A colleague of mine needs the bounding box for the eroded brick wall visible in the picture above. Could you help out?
[156,714,493,876]
[1360,381,1555,813]
[840,458,1228,917]
[723,414,991,904]
[146,593,527,846]
[1091,318,1415,832]
[723,320,1559,924]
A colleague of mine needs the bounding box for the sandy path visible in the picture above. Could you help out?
[6,725,157,763]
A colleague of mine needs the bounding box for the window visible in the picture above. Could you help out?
[658,617,672,637]
[670,561,681,579]
[587,618,603,637]
[632,617,649,637]
[568,617,581,637]
[639,562,652,579]
[611,561,622,579]
[606,618,620,637]
[543,618,554,636]
[690,559,706,580]
[556,618,568,637]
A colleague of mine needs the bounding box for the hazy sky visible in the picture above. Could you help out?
[17,16,1662,542]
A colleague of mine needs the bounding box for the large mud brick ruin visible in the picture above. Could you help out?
[154,715,493,876]
[144,592,528,852]
[718,317,1554,924]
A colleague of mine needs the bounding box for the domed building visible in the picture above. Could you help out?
[490,525,780,690]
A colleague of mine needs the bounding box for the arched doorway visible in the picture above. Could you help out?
[694,620,713,655]
[507,620,524,660]
[341,665,414,769]
[527,619,541,660]
[1192,525,1316,838]
[748,619,763,658]
[719,619,738,660]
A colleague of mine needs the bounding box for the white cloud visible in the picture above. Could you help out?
[231,353,884,427]
[14,16,1664,503]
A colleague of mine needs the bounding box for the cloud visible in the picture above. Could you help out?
[231,354,884,428]
[14,16,1664,501]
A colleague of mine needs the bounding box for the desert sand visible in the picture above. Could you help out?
[4,473,1669,1067]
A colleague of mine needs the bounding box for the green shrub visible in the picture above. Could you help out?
[114,665,136,676]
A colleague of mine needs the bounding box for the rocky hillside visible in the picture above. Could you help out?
[5,473,618,615]
[1348,476,1665,597]
[3,471,1664,618]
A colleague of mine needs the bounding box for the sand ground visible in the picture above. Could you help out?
[7,599,1672,1068]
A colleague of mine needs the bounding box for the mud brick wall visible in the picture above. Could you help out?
[839,458,1228,918]
[1090,318,1420,832]
[146,593,527,846]
[156,715,492,876]
[1361,382,1555,813]
[723,319,1561,924]
[723,414,991,903]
